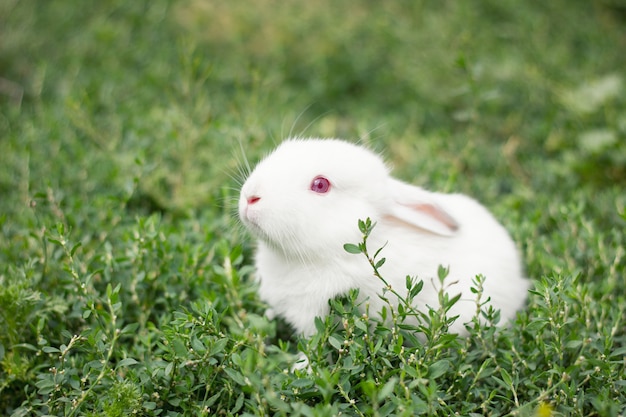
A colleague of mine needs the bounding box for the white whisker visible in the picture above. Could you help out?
[293,108,332,139]
[287,103,314,139]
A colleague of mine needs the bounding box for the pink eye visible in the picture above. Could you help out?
[310,176,331,194]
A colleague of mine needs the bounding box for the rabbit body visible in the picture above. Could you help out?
[239,138,529,337]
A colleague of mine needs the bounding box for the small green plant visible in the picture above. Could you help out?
[343,218,464,345]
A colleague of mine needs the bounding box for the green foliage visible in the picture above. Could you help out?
[1,0,625,415]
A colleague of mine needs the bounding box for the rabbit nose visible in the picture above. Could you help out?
[247,196,261,205]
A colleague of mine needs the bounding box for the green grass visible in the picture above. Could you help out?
[1,0,625,415]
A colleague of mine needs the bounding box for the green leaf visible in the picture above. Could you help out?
[610,347,626,357]
[204,392,222,408]
[47,238,63,246]
[35,379,55,395]
[409,279,424,299]
[70,241,82,256]
[291,378,315,389]
[120,323,140,335]
[190,337,206,354]
[355,318,368,332]
[164,361,174,377]
[117,358,139,368]
[329,335,343,350]
[377,377,398,403]
[358,219,368,234]
[373,243,387,259]
[210,338,229,356]
[428,360,450,379]
[172,338,188,357]
[437,265,449,281]
[42,346,61,354]
[232,393,244,413]
[565,340,582,349]
[225,368,247,386]
[13,343,39,352]
[500,369,513,387]
[360,379,376,397]
[343,243,362,254]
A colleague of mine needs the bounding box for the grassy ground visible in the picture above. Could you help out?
[1,0,625,415]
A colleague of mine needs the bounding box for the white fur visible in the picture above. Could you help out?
[239,138,530,337]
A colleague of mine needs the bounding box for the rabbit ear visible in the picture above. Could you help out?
[386,179,459,237]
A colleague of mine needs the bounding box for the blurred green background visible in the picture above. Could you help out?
[1,0,625,415]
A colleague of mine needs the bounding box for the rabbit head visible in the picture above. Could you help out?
[239,138,458,262]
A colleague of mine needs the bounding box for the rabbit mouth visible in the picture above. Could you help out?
[239,205,281,248]
[242,217,273,244]
[242,218,309,260]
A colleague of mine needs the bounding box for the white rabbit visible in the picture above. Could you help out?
[239,138,530,337]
